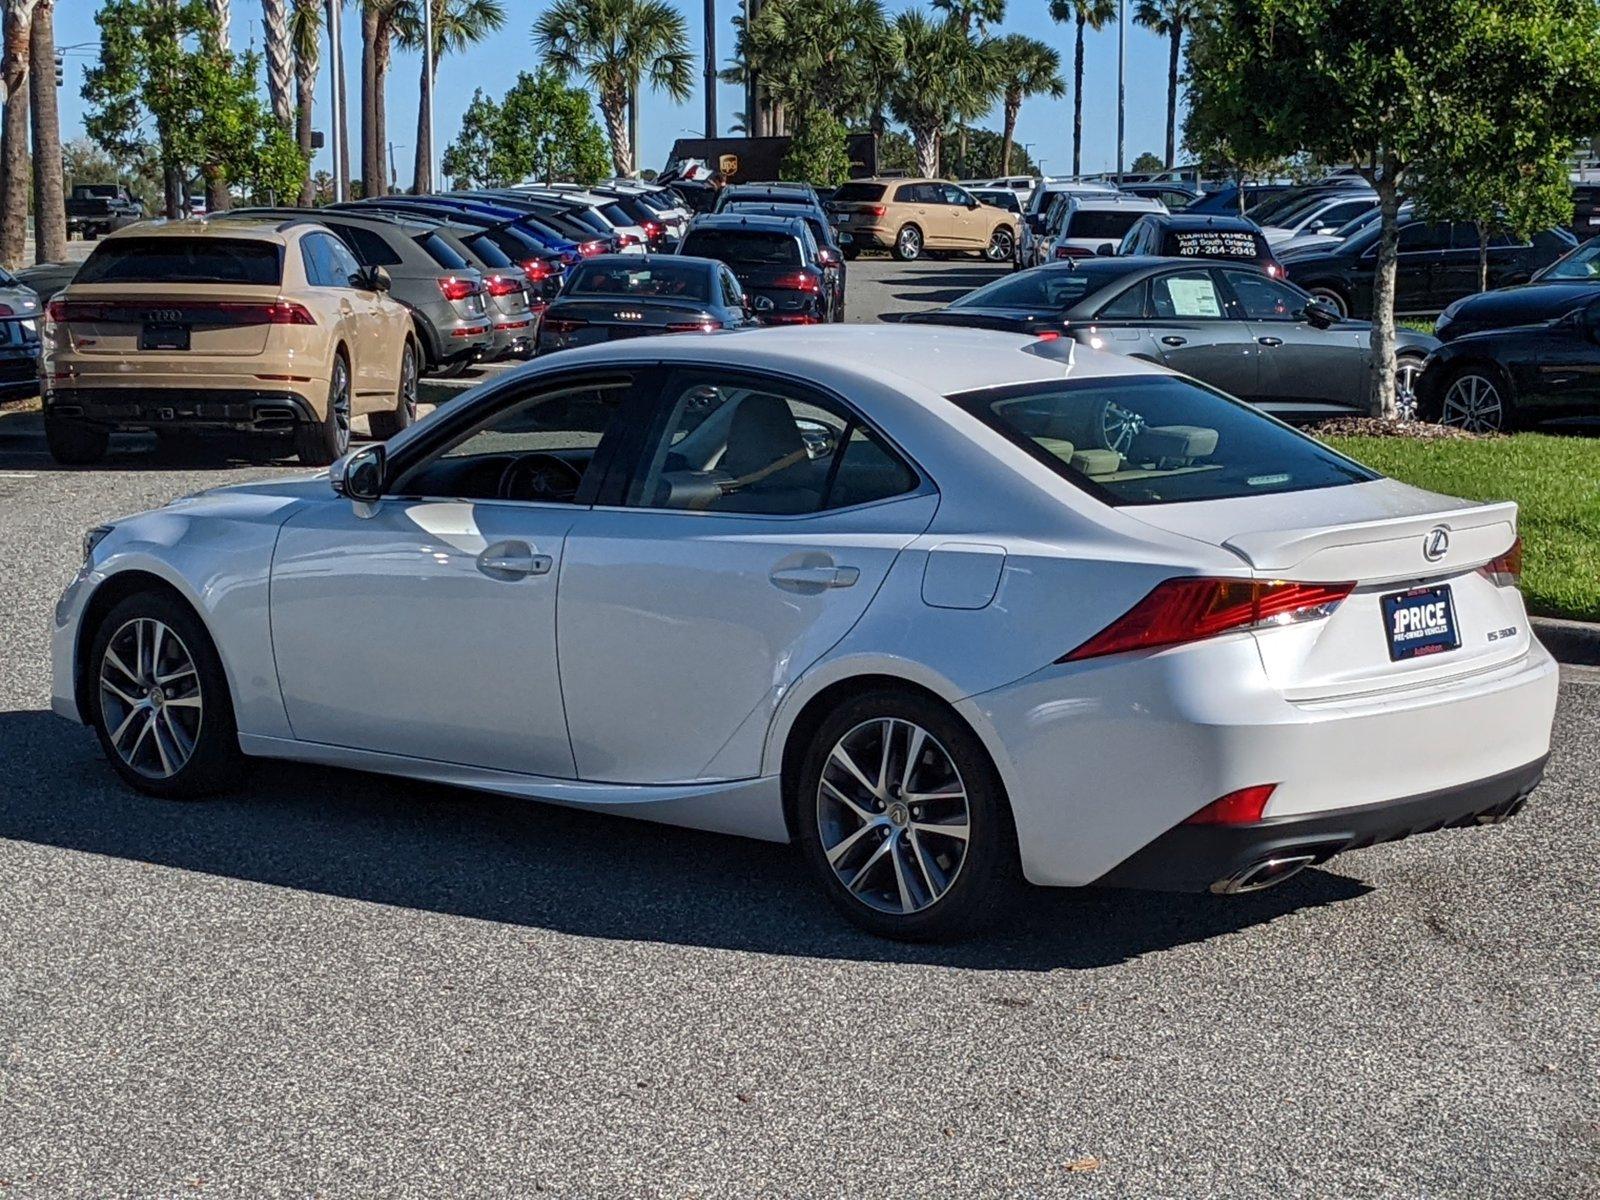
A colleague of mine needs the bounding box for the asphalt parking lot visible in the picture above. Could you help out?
[1,254,1598,1198]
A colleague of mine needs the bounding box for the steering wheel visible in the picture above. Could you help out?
[498,453,583,502]
[1096,399,1146,455]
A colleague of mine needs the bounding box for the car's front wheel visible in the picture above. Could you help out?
[88,590,243,798]
[1438,364,1514,432]
[795,689,1018,940]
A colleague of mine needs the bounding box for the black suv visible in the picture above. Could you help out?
[677,214,835,324]
[1282,218,1577,319]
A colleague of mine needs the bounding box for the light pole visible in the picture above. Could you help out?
[1020,142,1035,177]
[422,0,436,192]
[704,0,717,138]
[325,0,345,202]
[1116,0,1126,183]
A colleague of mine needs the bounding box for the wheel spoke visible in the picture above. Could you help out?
[101,678,143,708]
[127,710,155,763]
[108,701,144,746]
[163,694,202,710]
[149,715,175,776]
[829,742,882,801]
[908,828,940,899]
[901,724,926,795]
[848,836,893,893]
[874,719,894,797]
[104,646,140,687]
[889,837,915,913]
[159,708,194,760]
[824,819,879,866]
[156,663,196,685]
[913,819,969,842]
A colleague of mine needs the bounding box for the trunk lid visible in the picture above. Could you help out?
[1127,479,1530,700]
[53,282,284,357]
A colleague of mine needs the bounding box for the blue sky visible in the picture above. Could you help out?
[53,0,1184,183]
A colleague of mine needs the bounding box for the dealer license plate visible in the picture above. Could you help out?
[140,323,191,351]
[1381,584,1459,661]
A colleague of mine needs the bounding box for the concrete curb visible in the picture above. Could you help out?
[1533,617,1600,667]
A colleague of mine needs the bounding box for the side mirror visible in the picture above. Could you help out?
[1095,242,1117,257]
[1026,213,1046,234]
[1303,301,1338,328]
[353,265,391,293]
[332,443,386,503]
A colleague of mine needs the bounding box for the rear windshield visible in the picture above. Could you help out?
[417,232,470,269]
[566,260,711,301]
[948,376,1376,506]
[1542,240,1600,280]
[1065,210,1148,240]
[77,238,282,285]
[1165,229,1266,260]
[462,233,513,268]
[832,182,886,203]
[949,269,1102,310]
[680,229,800,266]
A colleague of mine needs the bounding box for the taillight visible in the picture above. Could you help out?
[774,272,821,292]
[46,299,70,322]
[438,276,479,302]
[665,319,723,333]
[578,240,606,258]
[867,205,886,217]
[0,303,11,317]
[521,258,557,281]
[44,299,313,325]
[1055,244,1093,259]
[1184,784,1278,826]
[1061,577,1355,662]
[542,317,587,334]
[642,220,663,239]
[485,275,521,297]
[1265,261,1283,278]
[1479,537,1523,588]
[617,232,641,248]
[255,301,317,325]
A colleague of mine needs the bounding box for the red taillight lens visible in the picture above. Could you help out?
[1479,537,1523,588]
[1265,261,1283,278]
[438,276,479,302]
[617,232,641,248]
[44,299,313,325]
[664,319,723,333]
[46,299,70,322]
[642,220,663,239]
[485,275,521,297]
[1061,577,1355,662]
[774,272,821,292]
[578,240,606,258]
[1055,244,1093,259]
[521,258,556,281]
[254,301,317,325]
[0,303,12,317]
[867,205,886,217]
[543,317,587,334]
[1183,784,1278,826]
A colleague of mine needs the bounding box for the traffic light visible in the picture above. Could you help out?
[54,53,63,88]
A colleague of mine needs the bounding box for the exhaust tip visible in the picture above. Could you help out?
[1210,853,1317,895]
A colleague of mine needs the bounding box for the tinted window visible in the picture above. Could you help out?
[1065,210,1148,240]
[418,232,470,269]
[463,233,514,268]
[949,268,1103,310]
[1150,269,1225,318]
[1542,241,1600,280]
[77,238,282,285]
[832,183,886,203]
[300,233,350,287]
[567,260,711,301]
[1222,270,1308,320]
[680,229,801,266]
[1095,280,1148,318]
[940,185,970,206]
[1398,222,1451,252]
[948,376,1377,506]
[332,224,404,267]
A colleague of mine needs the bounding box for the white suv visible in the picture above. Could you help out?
[1019,180,1122,268]
[1034,194,1167,266]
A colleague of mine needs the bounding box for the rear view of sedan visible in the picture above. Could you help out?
[0,266,42,399]
[52,327,1554,940]
[536,254,754,354]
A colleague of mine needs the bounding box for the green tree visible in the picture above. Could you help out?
[781,108,852,186]
[1131,150,1163,173]
[1133,0,1197,169]
[1184,0,1600,418]
[442,69,610,187]
[724,0,896,135]
[534,0,694,177]
[1413,153,1574,294]
[930,0,1005,34]
[398,0,506,193]
[886,9,999,178]
[1048,0,1115,177]
[994,34,1063,177]
[83,0,305,218]
[956,126,1039,178]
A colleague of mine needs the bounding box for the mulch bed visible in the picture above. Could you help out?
[1305,417,1495,441]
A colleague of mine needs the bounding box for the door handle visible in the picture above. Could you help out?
[1257,335,1284,347]
[770,564,860,591]
[476,540,552,581]
[1160,335,1188,347]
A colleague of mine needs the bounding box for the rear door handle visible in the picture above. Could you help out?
[1160,335,1188,347]
[770,564,860,591]
[476,539,552,581]
[1257,335,1284,347]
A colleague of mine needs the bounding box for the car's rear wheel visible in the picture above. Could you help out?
[1394,352,1426,421]
[892,224,923,262]
[369,341,418,441]
[795,689,1019,941]
[88,590,242,799]
[44,416,109,465]
[842,245,860,261]
[1438,364,1514,433]
[1306,286,1349,319]
[985,227,1015,263]
[294,353,351,466]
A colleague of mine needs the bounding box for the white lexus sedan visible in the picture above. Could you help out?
[52,327,1557,939]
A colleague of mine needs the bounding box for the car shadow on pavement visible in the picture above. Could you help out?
[0,709,1372,971]
[879,264,1008,308]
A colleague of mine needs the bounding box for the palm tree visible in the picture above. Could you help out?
[994,34,1063,177]
[1133,0,1196,169]
[291,0,322,203]
[28,0,65,262]
[1048,0,1115,177]
[398,0,505,192]
[0,0,39,269]
[360,1,382,194]
[724,0,894,138]
[930,0,1004,36]
[886,9,999,179]
[263,0,295,127]
[203,0,233,211]
[534,0,694,177]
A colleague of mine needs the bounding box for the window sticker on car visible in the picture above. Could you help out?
[1166,277,1223,317]
[1172,231,1259,259]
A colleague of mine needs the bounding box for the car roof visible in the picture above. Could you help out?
[226,208,436,238]
[1141,212,1261,232]
[576,252,715,271]
[1067,194,1166,211]
[688,213,807,233]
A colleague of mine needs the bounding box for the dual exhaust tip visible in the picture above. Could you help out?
[1210,853,1317,895]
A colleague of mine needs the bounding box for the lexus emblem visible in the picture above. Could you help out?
[1423,526,1450,562]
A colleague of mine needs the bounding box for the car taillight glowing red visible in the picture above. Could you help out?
[521,258,556,280]
[485,275,521,297]
[1183,784,1278,825]
[45,299,314,325]
[617,233,641,248]
[642,220,663,239]
[867,205,886,217]
[578,240,606,257]
[1060,577,1355,662]
[438,276,478,302]
[665,319,723,333]
[1055,244,1093,259]
[774,272,821,292]
[1479,537,1523,588]
[1265,261,1283,278]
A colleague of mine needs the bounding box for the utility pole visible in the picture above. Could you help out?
[1116,0,1126,183]
[326,0,345,202]
[703,0,716,139]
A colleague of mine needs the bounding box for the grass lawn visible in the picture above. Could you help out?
[1324,432,1600,622]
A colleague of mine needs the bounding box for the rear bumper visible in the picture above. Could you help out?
[43,386,320,433]
[1094,756,1546,893]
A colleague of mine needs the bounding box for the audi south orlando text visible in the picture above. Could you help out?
[52,326,1557,939]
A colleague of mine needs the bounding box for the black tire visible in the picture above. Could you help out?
[433,355,470,380]
[891,224,923,262]
[368,340,419,441]
[842,245,860,261]
[1435,361,1517,433]
[984,226,1015,263]
[294,353,351,466]
[87,589,243,799]
[794,688,1021,941]
[1306,286,1349,319]
[44,416,109,465]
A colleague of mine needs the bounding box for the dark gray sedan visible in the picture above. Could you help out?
[536,254,758,355]
[895,258,1437,419]
[0,266,41,399]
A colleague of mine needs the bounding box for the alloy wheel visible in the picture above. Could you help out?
[400,347,419,425]
[986,229,1014,262]
[1394,358,1421,421]
[332,359,351,455]
[816,718,971,915]
[99,617,203,780]
[1440,373,1504,432]
[898,227,922,260]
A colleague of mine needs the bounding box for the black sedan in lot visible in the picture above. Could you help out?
[1434,237,1600,341]
[535,255,756,355]
[891,258,1437,419]
[1417,294,1600,432]
[1281,217,1576,319]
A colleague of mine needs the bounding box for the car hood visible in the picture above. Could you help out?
[1273,232,1345,256]
[1437,281,1600,338]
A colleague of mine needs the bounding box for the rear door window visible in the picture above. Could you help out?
[418,232,470,269]
[77,238,283,285]
[331,224,403,267]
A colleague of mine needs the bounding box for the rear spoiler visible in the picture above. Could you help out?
[1224,501,1518,580]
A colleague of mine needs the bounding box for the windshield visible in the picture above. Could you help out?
[948,376,1377,506]
[76,238,282,285]
[566,261,711,301]
[1065,210,1149,239]
[1540,239,1600,280]
[680,229,800,266]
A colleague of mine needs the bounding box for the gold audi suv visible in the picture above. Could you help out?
[42,218,419,465]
